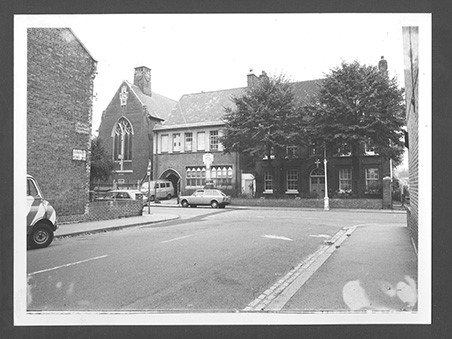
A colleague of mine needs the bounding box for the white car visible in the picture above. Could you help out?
[179,189,231,208]
[27,174,58,249]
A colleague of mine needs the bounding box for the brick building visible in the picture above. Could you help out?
[403,27,419,249]
[154,72,391,199]
[97,66,177,188]
[27,28,97,218]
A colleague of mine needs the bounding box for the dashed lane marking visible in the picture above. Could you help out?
[28,255,109,276]
[262,235,294,241]
[161,234,196,243]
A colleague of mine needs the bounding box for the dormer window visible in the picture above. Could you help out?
[337,143,351,157]
[286,145,297,158]
[364,139,377,155]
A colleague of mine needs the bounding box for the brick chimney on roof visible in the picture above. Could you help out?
[134,66,152,96]
[247,69,259,88]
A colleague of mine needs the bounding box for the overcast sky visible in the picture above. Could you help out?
[18,13,428,170]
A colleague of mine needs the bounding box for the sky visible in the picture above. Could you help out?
[17,13,427,169]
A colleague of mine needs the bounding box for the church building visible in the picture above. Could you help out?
[97,66,177,188]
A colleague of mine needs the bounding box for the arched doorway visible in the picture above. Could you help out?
[310,167,325,196]
[160,169,181,196]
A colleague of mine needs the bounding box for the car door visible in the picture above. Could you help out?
[191,190,204,204]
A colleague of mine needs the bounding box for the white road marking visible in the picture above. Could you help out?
[262,235,294,241]
[246,226,358,311]
[161,234,195,243]
[28,255,109,276]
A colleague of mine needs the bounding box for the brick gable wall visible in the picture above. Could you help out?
[98,83,158,187]
[27,28,96,216]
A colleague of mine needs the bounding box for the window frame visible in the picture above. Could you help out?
[264,171,273,193]
[338,168,353,192]
[209,130,219,151]
[161,134,169,153]
[197,132,205,151]
[184,132,193,152]
[286,170,299,193]
[365,167,381,194]
[172,133,181,152]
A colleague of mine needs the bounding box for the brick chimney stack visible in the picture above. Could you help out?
[247,69,259,88]
[134,66,152,96]
[378,56,388,74]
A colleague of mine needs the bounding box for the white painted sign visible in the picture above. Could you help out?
[75,122,91,134]
[72,149,86,161]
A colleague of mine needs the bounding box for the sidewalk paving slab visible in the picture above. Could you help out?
[280,223,418,312]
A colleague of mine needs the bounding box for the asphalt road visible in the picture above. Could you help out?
[27,207,405,312]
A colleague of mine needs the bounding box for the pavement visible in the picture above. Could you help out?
[53,200,418,312]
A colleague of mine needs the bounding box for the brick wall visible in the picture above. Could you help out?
[58,200,143,224]
[98,83,154,186]
[27,28,96,217]
[231,198,383,209]
[403,27,419,249]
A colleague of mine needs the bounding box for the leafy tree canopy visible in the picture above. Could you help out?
[305,61,405,164]
[221,73,306,169]
[90,136,114,183]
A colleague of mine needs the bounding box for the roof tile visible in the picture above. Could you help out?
[158,79,322,129]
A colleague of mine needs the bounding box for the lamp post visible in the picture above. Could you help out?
[147,160,151,214]
[323,146,330,211]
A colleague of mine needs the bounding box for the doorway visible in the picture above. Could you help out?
[160,169,181,197]
[310,167,325,196]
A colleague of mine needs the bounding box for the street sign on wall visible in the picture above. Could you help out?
[72,149,87,161]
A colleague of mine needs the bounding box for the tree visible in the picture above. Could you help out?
[305,61,405,196]
[221,73,306,197]
[89,136,114,188]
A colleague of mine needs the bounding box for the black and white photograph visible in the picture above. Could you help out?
[14,13,431,326]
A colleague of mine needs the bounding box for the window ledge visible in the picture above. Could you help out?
[114,170,133,173]
[285,190,299,194]
[263,190,273,194]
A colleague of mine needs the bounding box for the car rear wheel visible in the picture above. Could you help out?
[167,194,172,200]
[29,223,54,249]
[181,200,189,208]
[211,200,219,208]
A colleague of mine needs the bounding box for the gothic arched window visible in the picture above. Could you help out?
[112,117,134,161]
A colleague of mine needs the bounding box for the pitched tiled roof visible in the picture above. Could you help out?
[127,81,177,121]
[155,79,322,130]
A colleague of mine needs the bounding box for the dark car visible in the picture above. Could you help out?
[179,189,231,208]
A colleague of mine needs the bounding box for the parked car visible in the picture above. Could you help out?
[141,180,174,201]
[95,189,145,202]
[27,174,58,249]
[179,189,231,208]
